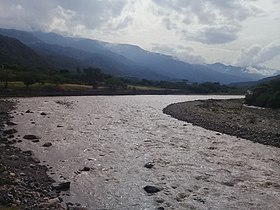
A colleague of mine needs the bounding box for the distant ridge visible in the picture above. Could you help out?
[0,27,279,83]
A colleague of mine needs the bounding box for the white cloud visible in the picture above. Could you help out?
[236,40,280,67]
[0,0,130,33]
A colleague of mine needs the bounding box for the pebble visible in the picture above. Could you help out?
[143,185,161,194]
[81,167,91,171]
[43,142,52,147]
[3,129,17,135]
[32,139,40,143]
[23,135,40,140]
[144,162,154,169]
[52,181,71,191]
[9,155,19,160]
[7,121,17,126]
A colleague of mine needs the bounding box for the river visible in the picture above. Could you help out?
[12,95,280,210]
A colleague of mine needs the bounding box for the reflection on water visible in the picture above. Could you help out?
[13,95,280,210]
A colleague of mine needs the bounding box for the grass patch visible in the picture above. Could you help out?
[59,83,92,91]
[127,85,165,91]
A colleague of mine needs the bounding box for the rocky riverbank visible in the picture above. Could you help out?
[0,100,87,210]
[163,98,280,148]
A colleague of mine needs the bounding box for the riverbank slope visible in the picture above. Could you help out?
[163,99,280,147]
[0,100,66,209]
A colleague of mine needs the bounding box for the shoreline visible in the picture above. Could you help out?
[0,100,86,210]
[0,89,241,98]
[163,98,280,148]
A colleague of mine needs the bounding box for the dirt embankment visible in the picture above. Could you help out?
[163,99,280,148]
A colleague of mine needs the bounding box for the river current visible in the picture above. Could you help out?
[12,95,280,210]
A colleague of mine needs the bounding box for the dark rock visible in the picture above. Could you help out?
[32,139,40,143]
[25,110,33,113]
[68,207,89,210]
[3,129,17,135]
[43,142,52,147]
[9,155,19,160]
[23,135,40,140]
[81,167,90,171]
[221,181,235,187]
[157,207,164,210]
[22,150,34,156]
[40,112,47,116]
[193,197,206,204]
[7,134,15,139]
[0,137,8,142]
[144,185,161,194]
[144,162,154,169]
[52,181,71,191]
[57,125,63,127]
[7,121,17,125]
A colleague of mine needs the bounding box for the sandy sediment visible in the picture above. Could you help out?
[163,98,280,147]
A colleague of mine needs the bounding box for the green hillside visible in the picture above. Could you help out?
[0,35,46,67]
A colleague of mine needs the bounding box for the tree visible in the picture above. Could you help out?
[245,79,280,108]
[83,67,104,89]
[22,72,38,88]
[105,77,126,90]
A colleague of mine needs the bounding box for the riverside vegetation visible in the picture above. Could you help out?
[245,78,280,108]
[0,64,244,96]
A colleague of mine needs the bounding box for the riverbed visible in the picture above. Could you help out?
[11,95,280,210]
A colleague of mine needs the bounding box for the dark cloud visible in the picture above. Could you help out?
[152,0,264,44]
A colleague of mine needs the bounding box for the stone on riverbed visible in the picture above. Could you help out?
[144,162,154,169]
[143,185,161,194]
[3,129,17,135]
[81,167,90,172]
[23,135,40,140]
[6,121,17,126]
[52,181,71,191]
[43,142,52,147]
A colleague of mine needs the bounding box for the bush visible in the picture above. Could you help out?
[245,79,280,108]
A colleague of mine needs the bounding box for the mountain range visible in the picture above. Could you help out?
[0,28,279,84]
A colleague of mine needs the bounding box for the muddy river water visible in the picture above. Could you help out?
[12,95,280,210]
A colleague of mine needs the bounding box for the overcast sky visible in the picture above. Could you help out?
[0,0,279,70]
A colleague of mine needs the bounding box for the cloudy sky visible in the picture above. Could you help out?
[0,0,279,70]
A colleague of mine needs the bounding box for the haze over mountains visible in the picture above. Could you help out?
[0,28,279,84]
